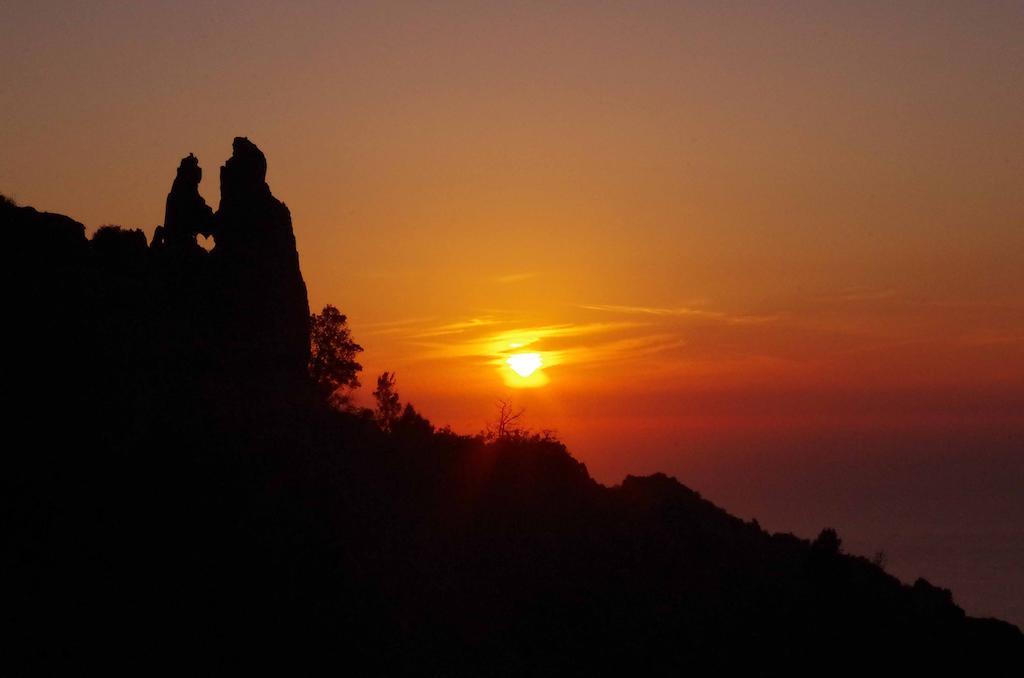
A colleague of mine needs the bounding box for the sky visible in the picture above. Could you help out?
[2,1,1022,624]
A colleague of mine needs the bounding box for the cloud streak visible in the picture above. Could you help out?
[580,303,780,324]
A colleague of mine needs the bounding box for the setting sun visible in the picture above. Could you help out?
[506,352,542,378]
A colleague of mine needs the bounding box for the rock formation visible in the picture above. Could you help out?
[152,152,214,253]
[6,137,312,432]
[146,138,311,382]
[209,137,310,382]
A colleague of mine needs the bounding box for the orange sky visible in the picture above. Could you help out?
[2,1,1023,623]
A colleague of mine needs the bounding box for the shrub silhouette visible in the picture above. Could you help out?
[91,225,148,273]
[813,527,843,555]
[389,403,435,443]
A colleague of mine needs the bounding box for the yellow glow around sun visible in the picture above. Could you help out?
[507,352,543,377]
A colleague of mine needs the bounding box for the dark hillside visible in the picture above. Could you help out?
[4,141,1021,674]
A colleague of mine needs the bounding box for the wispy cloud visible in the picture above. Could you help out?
[359,316,439,336]
[411,316,506,338]
[368,298,808,379]
[379,311,656,371]
[833,288,898,303]
[580,303,779,324]
[493,272,539,284]
[415,319,642,363]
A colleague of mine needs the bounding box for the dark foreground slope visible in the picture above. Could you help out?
[5,141,1021,674]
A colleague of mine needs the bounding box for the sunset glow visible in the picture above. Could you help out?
[3,0,1022,628]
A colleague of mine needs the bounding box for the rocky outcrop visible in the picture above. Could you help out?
[6,137,312,428]
[145,138,310,381]
[3,197,89,264]
[209,137,310,381]
[152,153,214,253]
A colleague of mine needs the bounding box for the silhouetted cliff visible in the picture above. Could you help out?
[4,141,1021,674]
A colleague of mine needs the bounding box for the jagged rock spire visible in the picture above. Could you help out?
[220,137,270,204]
[211,136,311,377]
[153,152,214,251]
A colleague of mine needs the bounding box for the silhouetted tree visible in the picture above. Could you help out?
[309,304,363,406]
[393,403,434,438]
[812,528,843,555]
[486,399,525,441]
[373,371,401,432]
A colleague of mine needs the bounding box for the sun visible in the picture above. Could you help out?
[506,352,543,378]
